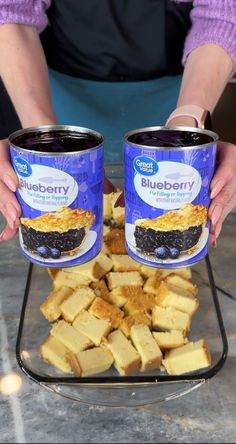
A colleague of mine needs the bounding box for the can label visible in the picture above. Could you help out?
[124,135,217,267]
[10,134,103,267]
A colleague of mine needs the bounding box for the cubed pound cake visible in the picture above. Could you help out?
[162,339,211,375]
[143,274,162,295]
[90,279,110,299]
[152,306,191,335]
[73,310,111,346]
[152,330,186,351]
[161,267,192,280]
[103,228,126,254]
[124,291,156,316]
[130,324,162,372]
[111,190,125,226]
[119,311,151,338]
[68,346,114,377]
[140,265,161,279]
[60,286,96,323]
[103,192,113,221]
[109,285,144,307]
[53,269,91,289]
[64,253,113,281]
[50,320,92,353]
[101,241,110,256]
[40,286,72,322]
[91,253,114,279]
[108,287,129,307]
[111,254,141,272]
[103,224,111,237]
[40,335,72,374]
[164,273,197,295]
[89,297,124,328]
[155,281,199,317]
[47,267,60,280]
[106,271,143,290]
[104,330,141,375]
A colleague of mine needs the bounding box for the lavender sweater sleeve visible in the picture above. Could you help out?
[0,1,235,72]
[0,0,51,32]
[177,0,236,73]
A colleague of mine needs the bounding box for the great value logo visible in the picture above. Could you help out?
[14,156,32,177]
[134,156,158,176]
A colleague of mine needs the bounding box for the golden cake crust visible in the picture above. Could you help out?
[135,203,207,232]
[21,206,95,233]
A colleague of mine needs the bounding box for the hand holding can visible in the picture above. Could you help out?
[124,126,218,268]
[9,125,104,267]
[0,138,21,240]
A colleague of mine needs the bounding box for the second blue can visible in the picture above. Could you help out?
[124,126,218,268]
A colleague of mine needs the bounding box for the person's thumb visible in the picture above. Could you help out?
[0,139,19,191]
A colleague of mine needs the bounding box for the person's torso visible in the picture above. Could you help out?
[41,0,192,81]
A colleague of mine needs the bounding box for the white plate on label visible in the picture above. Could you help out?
[19,230,97,264]
[125,223,209,265]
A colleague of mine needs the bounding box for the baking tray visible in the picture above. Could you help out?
[15,163,228,407]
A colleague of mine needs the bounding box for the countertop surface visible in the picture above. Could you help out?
[0,213,236,444]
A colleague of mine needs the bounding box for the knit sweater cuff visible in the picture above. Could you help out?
[0,2,50,33]
[183,17,236,76]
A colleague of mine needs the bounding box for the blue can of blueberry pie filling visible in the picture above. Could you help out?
[9,125,104,267]
[124,126,218,268]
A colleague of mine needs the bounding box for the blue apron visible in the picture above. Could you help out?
[49,69,182,162]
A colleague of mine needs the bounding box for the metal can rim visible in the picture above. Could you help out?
[8,124,104,157]
[124,125,219,151]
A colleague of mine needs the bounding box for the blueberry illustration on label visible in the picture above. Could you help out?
[169,248,180,259]
[50,248,61,259]
[154,246,169,259]
[37,246,51,258]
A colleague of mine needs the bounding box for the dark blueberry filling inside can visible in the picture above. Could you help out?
[127,129,213,148]
[11,129,103,153]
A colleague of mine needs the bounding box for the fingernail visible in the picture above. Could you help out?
[0,228,6,241]
[14,218,20,228]
[210,179,224,199]
[209,233,216,248]
[215,223,222,239]
[210,205,222,226]
[4,174,17,192]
